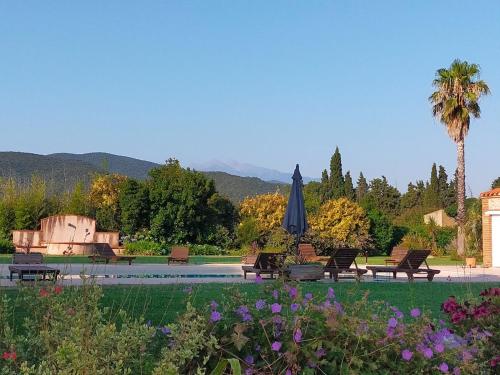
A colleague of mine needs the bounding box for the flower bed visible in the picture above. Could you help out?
[0,282,498,374]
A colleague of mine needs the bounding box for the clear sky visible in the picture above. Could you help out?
[0,1,498,194]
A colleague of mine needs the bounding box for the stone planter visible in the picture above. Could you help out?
[465,257,477,268]
[286,264,324,281]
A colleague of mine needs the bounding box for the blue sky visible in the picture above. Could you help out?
[0,1,498,194]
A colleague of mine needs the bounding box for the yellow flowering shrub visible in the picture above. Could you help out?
[89,174,128,209]
[309,198,370,247]
[239,193,287,233]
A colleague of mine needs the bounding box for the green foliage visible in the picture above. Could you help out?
[119,179,150,236]
[465,199,482,257]
[329,146,345,199]
[492,177,500,189]
[264,227,295,253]
[356,172,368,203]
[302,181,322,214]
[149,159,219,243]
[361,176,401,218]
[124,240,168,255]
[236,218,260,246]
[320,169,329,202]
[423,163,440,209]
[344,171,355,200]
[366,209,402,255]
[0,238,15,253]
[189,244,227,255]
[61,182,89,216]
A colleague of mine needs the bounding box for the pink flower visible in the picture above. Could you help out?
[271,341,282,352]
[54,285,63,295]
[439,362,449,373]
[422,347,433,359]
[2,352,16,361]
[410,308,421,318]
[434,343,445,353]
[480,287,500,297]
[271,303,282,314]
[442,297,459,313]
[451,310,466,324]
[39,288,49,298]
[401,349,413,361]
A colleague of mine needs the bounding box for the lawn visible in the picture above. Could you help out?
[0,254,470,266]
[2,282,495,327]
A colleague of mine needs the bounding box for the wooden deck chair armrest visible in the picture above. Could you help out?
[353,258,359,271]
[424,259,430,269]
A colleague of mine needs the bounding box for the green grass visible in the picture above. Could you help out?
[0,254,469,266]
[3,282,495,326]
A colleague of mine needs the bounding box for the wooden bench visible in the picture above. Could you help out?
[366,249,440,281]
[9,253,60,281]
[323,248,368,281]
[384,247,408,265]
[167,246,189,264]
[88,243,136,265]
[242,253,286,279]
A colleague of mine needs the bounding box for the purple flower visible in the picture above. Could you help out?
[244,355,254,365]
[386,327,395,338]
[293,328,302,343]
[395,310,404,319]
[434,343,445,353]
[387,317,398,328]
[452,368,461,375]
[439,363,449,373]
[242,313,252,322]
[315,348,326,358]
[271,341,282,352]
[323,300,332,309]
[210,300,218,310]
[289,287,298,299]
[255,275,263,284]
[422,347,433,359]
[285,370,292,375]
[237,305,249,315]
[290,303,300,312]
[461,350,472,361]
[305,292,313,300]
[271,303,282,314]
[272,290,279,300]
[160,326,171,335]
[334,301,344,314]
[327,287,335,299]
[210,311,221,322]
[402,349,413,361]
[255,299,266,310]
[410,308,421,318]
[245,369,253,375]
[272,315,283,324]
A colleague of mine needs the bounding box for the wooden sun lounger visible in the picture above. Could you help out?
[298,243,322,262]
[88,243,136,265]
[242,253,286,279]
[384,247,408,265]
[167,246,189,264]
[9,253,60,281]
[323,248,368,281]
[366,249,440,281]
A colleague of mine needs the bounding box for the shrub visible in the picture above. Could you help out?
[239,193,287,233]
[309,198,371,249]
[188,244,227,255]
[236,217,261,246]
[124,240,168,255]
[0,238,15,254]
[204,224,234,249]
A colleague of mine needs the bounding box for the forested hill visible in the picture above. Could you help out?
[0,152,286,203]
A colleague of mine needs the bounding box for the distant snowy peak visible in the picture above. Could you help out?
[189,160,317,184]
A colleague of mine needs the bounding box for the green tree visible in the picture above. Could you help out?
[430,59,490,255]
[329,147,344,199]
[62,182,89,216]
[366,208,402,256]
[14,176,52,230]
[361,177,401,218]
[149,159,217,243]
[401,182,424,210]
[119,179,150,236]
[303,181,322,214]
[356,172,368,203]
[423,163,440,209]
[344,171,355,201]
[320,169,329,202]
[492,177,500,189]
[437,165,449,206]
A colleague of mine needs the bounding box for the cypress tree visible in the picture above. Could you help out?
[320,169,330,202]
[329,147,344,199]
[424,163,440,209]
[356,172,368,203]
[492,177,500,189]
[344,171,355,200]
[437,165,449,207]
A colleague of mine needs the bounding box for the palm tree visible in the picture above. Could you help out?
[429,59,490,256]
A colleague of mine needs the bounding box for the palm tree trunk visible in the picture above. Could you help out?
[456,139,466,256]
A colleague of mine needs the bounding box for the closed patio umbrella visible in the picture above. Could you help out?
[282,164,308,252]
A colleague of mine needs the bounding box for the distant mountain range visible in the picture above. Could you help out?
[190,160,316,184]
[0,152,287,203]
